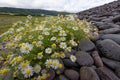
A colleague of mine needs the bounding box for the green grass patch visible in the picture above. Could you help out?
[0,14,44,35]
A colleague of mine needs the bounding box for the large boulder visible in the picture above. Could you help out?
[75,51,94,66]
[78,39,95,51]
[92,51,104,67]
[102,57,120,69]
[80,67,100,80]
[96,67,120,80]
[97,39,120,61]
[101,34,120,44]
[112,15,120,23]
[99,28,120,34]
[63,59,79,68]
[64,69,79,80]
[98,23,120,30]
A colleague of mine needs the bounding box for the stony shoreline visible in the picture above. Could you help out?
[1,1,120,80]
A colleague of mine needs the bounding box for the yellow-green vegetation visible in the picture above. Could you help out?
[0,15,25,35]
[0,15,98,80]
[0,14,44,35]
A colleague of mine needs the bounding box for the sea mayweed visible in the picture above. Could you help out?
[0,15,98,79]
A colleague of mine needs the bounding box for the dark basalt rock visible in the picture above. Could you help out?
[63,59,79,68]
[58,75,69,80]
[75,51,94,66]
[92,51,104,67]
[101,34,120,44]
[112,15,120,23]
[64,69,79,80]
[80,67,100,80]
[99,28,120,34]
[78,39,95,51]
[96,67,120,80]
[97,39,120,61]
[115,67,120,78]
[102,57,120,69]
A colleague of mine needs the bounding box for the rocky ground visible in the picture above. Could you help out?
[46,0,120,80]
[1,0,120,80]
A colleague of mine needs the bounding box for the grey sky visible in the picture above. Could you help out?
[0,0,116,13]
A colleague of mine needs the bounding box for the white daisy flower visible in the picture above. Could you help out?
[37,52,43,59]
[70,40,78,46]
[14,35,22,41]
[36,41,43,47]
[45,48,52,54]
[45,59,52,68]
[60,37,66,41]
[42,31,50,36]
[38,35,44,40]
[70,55,77,62]
[59,30,67,36]
[50,37,56,41]
[72,27,79,30]
[20,43,33,54]
[37,75,41,80]
[19,62,29,70]
[22,66,34,78]
[65,47,72,52]
[83,28,89,33]
[34,64,41,73]
[59,42,67,49]
[51,59,60,70]
[58,26,62,30]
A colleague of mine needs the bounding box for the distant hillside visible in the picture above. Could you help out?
[0,7,70,16]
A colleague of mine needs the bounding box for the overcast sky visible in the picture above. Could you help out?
[0,0,116,13]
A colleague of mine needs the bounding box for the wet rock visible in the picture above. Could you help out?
[80,67,100,80]
[78,39,95,51]
[93,22,105,27]
[75,51,94,66]
[96,67,120,80]
[112,15,120,23]
[97,39,120,61]
[63,59,79,68]
[92,51,104,67]
[101,34,120,44]
[102,57,120,69]
[64,69,79,80]
[101,18,112,23]
[115,67,120,78]
[98,23,120,30]
[99,28,120,34]
[58,75,69,80]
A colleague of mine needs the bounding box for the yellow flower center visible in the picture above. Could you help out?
[52,43,56,48]
[24,46,29,51]
[21,63,27,68]
[61,43,65,47]
[35,66,40,71]
[53,62,57,66]
[25,69,31,75]
[47,61,51,65]
[17,58,22,62]
[58,64,63,68]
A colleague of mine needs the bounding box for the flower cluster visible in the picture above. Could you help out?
[0,15,98,79]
